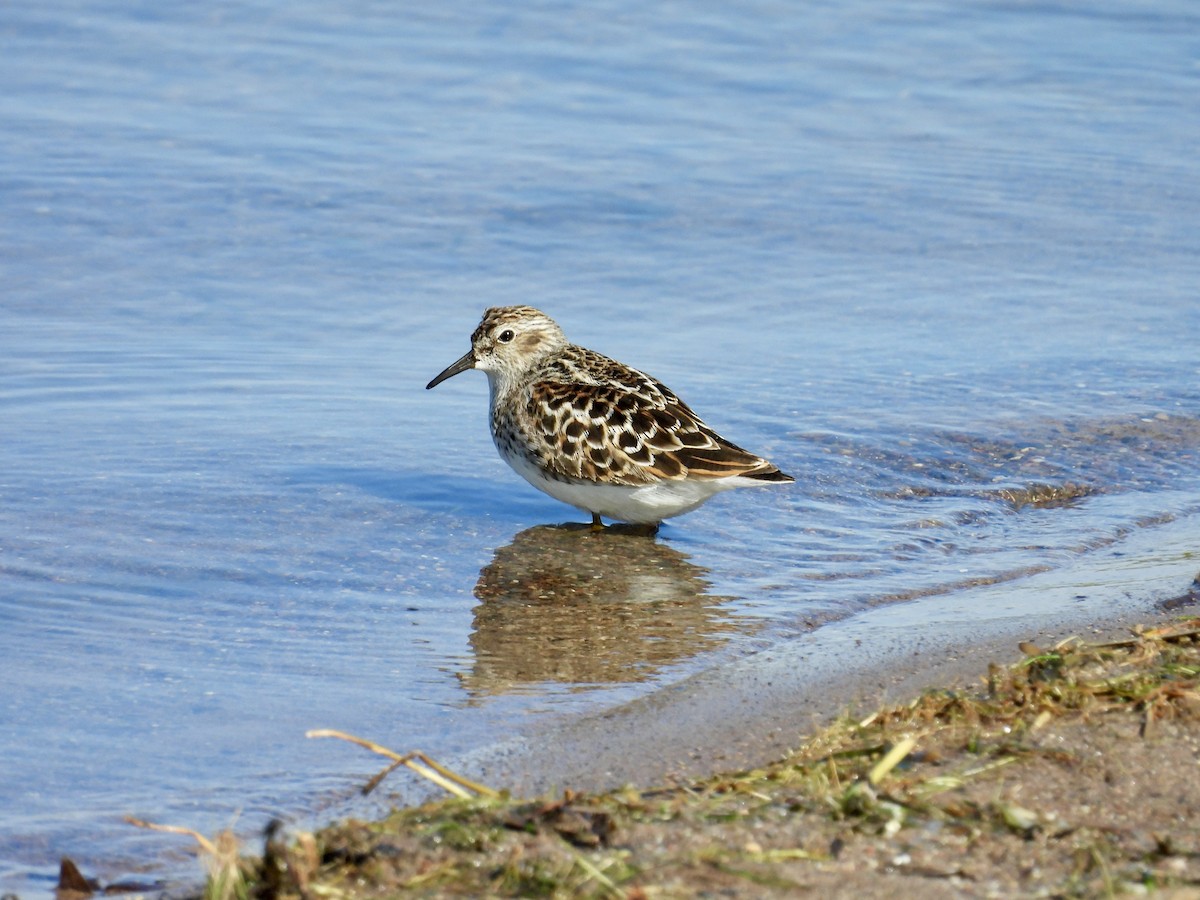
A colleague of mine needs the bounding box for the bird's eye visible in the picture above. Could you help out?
[497,329,515,343]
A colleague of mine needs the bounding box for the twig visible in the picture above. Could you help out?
[306,729,499,799]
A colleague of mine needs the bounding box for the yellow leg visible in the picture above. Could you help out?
[590,512,604,531]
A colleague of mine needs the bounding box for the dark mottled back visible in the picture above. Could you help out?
[493,340,793,486]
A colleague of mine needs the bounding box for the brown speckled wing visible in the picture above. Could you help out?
[526,371,788,485]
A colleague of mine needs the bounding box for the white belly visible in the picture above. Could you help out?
[502,451,752,524]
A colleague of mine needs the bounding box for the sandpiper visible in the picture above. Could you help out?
[426,306,793,528]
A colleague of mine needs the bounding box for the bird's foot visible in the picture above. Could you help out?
[586,515,659,537]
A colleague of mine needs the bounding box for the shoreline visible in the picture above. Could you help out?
[144,604,1200,899]
[467,513,1200,801]
[36,516,1200,900]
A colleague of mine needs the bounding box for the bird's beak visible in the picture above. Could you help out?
[426,349,477,389]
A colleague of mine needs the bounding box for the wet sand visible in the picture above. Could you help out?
[466,513,1200,801]
[50,539,1200,899]
[236,606,1200,899]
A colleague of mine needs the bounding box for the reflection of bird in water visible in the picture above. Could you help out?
[462,525,753,697]
[426,306,793,529]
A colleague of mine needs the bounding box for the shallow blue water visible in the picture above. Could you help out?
[2,0,1199,893]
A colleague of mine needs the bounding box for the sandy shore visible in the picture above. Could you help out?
[220,606,1200,899]
[468,518,1200,801]
[51,529,1200,900]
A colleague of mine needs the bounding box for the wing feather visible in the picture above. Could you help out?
[524,367,789,485]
